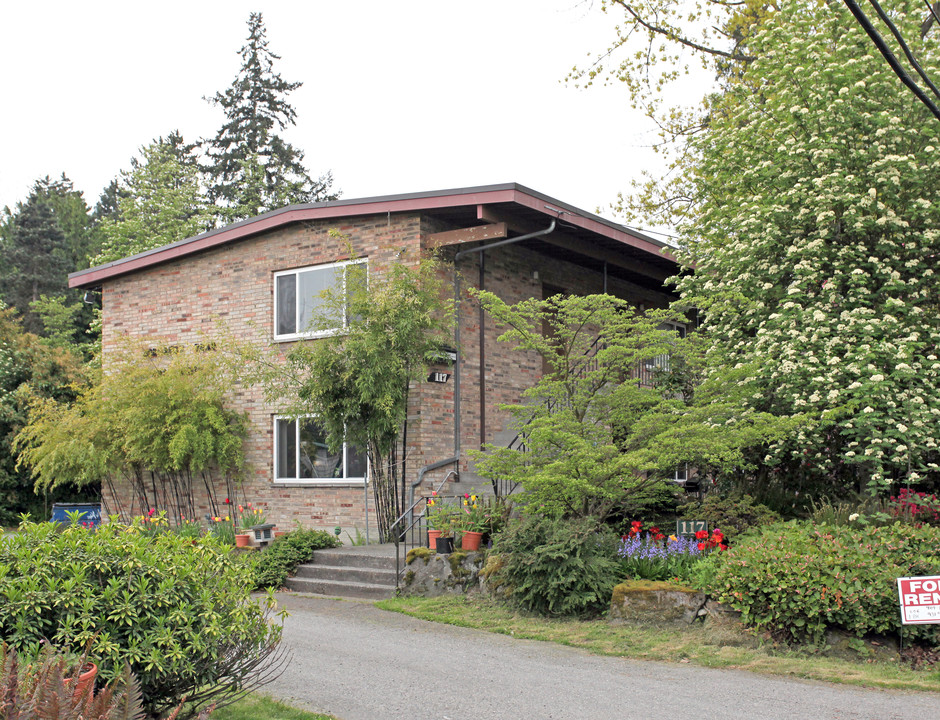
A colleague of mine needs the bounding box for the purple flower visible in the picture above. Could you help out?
[617,532,702,560]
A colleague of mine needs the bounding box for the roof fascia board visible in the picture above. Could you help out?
[69,187,519,289]
[504,186,675,261]
[68,183,672,289]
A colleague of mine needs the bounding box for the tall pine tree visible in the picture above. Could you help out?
[92,179,121,226]
[94,131,211,265]
[204,12,337,225]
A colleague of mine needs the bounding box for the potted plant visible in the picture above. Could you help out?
[426,495,458,553]
[233,505,256,548]
[480,496,512,546]
[425,491,443,549]
[456,491,488,551]
[58,647,98,699]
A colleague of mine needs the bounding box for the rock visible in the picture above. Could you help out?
[400,549,484,596]
[609,581,707,626]
[704,599,742,627]
[823,629,900,662]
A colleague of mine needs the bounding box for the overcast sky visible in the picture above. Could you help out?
[1,1,707,234]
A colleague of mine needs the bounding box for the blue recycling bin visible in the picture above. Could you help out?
[51,503,102,528]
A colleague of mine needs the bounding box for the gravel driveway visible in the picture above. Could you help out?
[266,592,940,720]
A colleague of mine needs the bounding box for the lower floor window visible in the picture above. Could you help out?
[275,416,367,483]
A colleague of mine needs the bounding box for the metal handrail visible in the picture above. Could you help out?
[390,469,459,589]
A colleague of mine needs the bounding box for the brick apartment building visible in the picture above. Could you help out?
[69,183,680,536]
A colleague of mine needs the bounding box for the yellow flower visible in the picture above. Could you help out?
[668,535,678,542]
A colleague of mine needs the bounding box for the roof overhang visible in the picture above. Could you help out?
[69,182,676,290]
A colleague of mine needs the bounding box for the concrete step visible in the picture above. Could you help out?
[307,549,397,571]
[284,576,396,600]
[283,545,400,600]
[294,563,396,585]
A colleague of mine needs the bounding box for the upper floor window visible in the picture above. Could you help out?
[274,259,367,340]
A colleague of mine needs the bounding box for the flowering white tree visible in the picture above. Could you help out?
[671,1,940,494]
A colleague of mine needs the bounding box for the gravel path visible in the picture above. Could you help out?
[266,592,940,720]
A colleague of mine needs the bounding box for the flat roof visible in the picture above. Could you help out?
[69,182,674,289]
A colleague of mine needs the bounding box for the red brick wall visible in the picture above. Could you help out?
[99,212,673,537]
[102,214,421,538]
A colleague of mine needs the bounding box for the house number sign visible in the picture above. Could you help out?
[676,520,707,536]
[427,371,451,383]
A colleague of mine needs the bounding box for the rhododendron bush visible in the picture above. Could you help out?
[670,1,940,494]
[700,521,940,645]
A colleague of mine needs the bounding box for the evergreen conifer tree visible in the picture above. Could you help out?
[94,131,210,265]
[204,12,337,225]
[92,179,121,225]
[0,176,94,336]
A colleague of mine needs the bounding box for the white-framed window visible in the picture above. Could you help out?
[674,465,688,484]
[274,416,368,484]
[273,259,367,340]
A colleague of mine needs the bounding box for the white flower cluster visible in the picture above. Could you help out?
[674,0,940,493]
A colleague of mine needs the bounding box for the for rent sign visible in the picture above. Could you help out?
[897,576,940,624]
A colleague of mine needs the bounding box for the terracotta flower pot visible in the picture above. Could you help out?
[461,530,483,551]
[427,529,441,549]
[65,662,97,699]
[234,533,251,547]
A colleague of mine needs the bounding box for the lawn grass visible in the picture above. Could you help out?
[376,594,940,693]
[211,694,336,720]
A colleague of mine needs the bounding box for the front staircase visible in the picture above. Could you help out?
[284,544,399,600]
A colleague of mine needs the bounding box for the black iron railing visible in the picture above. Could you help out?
[389,470,458,590]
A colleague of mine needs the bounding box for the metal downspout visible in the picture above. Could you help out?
[479,252,486,447]
[451,220,556,463]
[406,220,556,522]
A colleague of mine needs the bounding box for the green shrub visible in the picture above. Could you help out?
[0,519,286,719]
[700,521,940,645]
[491,515,620,617]
[808,494,896,528]
[608,481,682,536]
[680,493,780,542]
[253,528,342,590]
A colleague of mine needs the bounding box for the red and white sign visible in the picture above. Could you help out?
[897,576,940,625]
